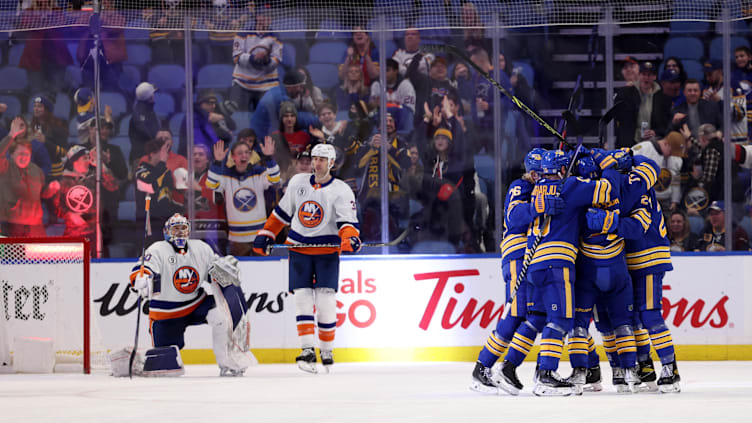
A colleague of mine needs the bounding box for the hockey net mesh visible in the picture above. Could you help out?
[0,239,109,372]
[0,1,750,33]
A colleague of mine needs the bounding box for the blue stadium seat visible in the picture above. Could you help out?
[0,66,28,92]
[669,20,710,34]
[125,43,152,66]
[663,36,704,60]
[118,114,131,137]
[119,64,142,94]
[169,113,184,137]
[411,240,456,254]
[64,65,82,89]
[8,43,24,66]
[148,64,186,93]
[0,95,21,118]
[309,41,349,64]
[118,200,137,222]
[683,59,704,80]
[110,136,131,170]
[315,19,349,40]
[709,36,750,61]
[474,154,495,181]
[384,39,398,59]
[281,42,296,69]
[154,92,175,117]
[196,64,233,89]
[307,63,340,90]
[123,21,150,42]
[100,91,128,119]
[271,17,307,41]
[415,14,450,39]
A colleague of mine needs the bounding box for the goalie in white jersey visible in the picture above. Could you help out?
[121,214,255,377]
[253,143,361,373]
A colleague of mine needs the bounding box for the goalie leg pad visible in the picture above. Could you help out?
[294,288,316,349]
[314,287,337,351]
[142,346,185,377]
[109,347,144,377]
[207,285,256,374]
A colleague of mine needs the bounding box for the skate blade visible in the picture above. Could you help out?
[638,381,659,392]
[296,361,318,374]
[572,384,584,396]
[499,380,521,396]
[615,384,633,394]
[469,379,500,395]
[322,364,331,374]
[659,383,681,393]
[583,382,603,392]
[532,383,573,397]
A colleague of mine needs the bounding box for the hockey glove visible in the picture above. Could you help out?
[341,236,362,253]
[252,232,275,256]
[238,53,251,67]
[532,194,566,217]
[591,148,617,170]
[586,208,620,234]
[132,273,151,298]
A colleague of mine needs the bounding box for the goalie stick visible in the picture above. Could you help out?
[422,43,578,151]
[269,227,410,252]
[129,194,151,378]
[501,112,585,319]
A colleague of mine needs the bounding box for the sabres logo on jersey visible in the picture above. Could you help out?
[655,168,671,193]
[173,266,200,294]
[298,200,324,228]
[66,185,94,213]
[233,187,257,212]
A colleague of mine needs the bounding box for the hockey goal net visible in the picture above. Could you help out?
[0,237,109,373]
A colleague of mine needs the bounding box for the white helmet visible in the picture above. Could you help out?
[163,213,190,249]
[311,143,336,169]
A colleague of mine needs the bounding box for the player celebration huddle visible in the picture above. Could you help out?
[470,146,681,397]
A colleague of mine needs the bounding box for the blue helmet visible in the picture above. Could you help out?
[524,148,546,173]
[610,148,633,172]
[577,156,600,179]
[541,150,570,175]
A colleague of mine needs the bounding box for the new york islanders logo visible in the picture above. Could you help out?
[298,201,324,228]
[233,187,257,212]
[173,266,200,294]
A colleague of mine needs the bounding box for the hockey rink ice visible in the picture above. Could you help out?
[1,361,750,422]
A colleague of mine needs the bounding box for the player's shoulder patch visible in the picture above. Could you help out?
[632,144,643,151]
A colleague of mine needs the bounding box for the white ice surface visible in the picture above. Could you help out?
[1,361,751,423]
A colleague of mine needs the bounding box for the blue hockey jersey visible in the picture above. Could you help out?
[501,178,535,268]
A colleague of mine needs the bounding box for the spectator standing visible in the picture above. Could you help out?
[29,95,68,180]
[631,131,685,213]
[134,139,183,245]
[76,0,127,92]
[5,115,52,178]
[614,61,672,148]
[335,64,371,114]
[192,143,228,255]
[250,71,317,140]
[179,89,235,155]
[392,29,433,77]
[620,56,639,86]
[408,54,457,127]
[0,120,60,237]
[450,61,474,115]
[297,67,325,115]
[228,4,282,113]
[664,57,688,86]
[206,138,280,256]
[370,58,417,114]
[143,0,185,64]
[128,82,160,167]
[668,210,700,252]
[660,68,685,108]
[310,102,347,146]
[470,47,511,153]
[671,79,722,138]
[339,26,380,87]
[270,101,311,170]
[696,201,750,251]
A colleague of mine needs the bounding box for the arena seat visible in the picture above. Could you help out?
[148,64,186,93]
[309,41,349,64]
[709,36,750,61]
[663,36,704,60]
[196,64,233,90]
[100,91,128,120]
[0,66,28,92]
[154,92,175,117]
[118,114,131,137]
[682,59,704,80]
[125,43,152,66]
[307,63,340,90]
[0,94,21,118]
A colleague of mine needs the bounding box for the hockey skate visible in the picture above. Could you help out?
[637,359,658,392]
[532,368,574,396]
[219,367,245,377]
[469,361,499,394]
[657,361,681,393]
[320,349,333,373]
[584,365,603,392]
[624,367,642,393]
[611,367,632,394]
[296,347,318,374]
[566,367,587,395]
[495,360,523,396]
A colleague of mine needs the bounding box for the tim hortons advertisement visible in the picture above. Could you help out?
[84,255,751,352]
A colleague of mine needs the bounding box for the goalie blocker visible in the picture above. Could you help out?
[118,214,256,377]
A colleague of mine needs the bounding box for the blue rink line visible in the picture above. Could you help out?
[92,251,752,263]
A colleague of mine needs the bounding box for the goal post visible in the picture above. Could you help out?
[0,237,107,374]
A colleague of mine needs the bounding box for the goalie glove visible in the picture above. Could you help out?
[586,208,619,234]
[132,272,151,298]
[208,255,241,287]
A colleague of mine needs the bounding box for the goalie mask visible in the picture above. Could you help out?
[164,213,190,249]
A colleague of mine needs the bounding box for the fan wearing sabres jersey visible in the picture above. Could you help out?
[206,138,280,256]
[470,148,551,394]
[127,214,255,377]
[253,143,361,373]
[525,149,613,396]
[588,149,681,393]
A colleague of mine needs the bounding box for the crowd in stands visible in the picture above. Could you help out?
[1,0,752,256]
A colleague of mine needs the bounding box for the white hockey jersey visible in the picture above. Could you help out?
[392,48,433,77]
[370,78,417,112]
[206,161,281,242]
[232,32,283,92]
[129,240,217,321]
[631,141,682,204]
[270,173,358,254]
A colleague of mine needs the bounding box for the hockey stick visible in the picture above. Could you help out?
[129,194,151,378]
[558,26,598,149]
[501,113,585,319]
[270,227,410,251]
[421,44,578,151]
[598,100,625,148]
